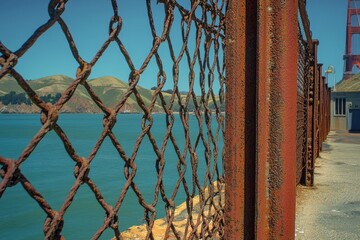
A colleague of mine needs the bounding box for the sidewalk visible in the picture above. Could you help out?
[295,131,360,239]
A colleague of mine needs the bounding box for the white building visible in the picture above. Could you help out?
[331,74,360,132]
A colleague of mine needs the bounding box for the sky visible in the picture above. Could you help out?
[0,0,354,89]
[0,0,200,92]
[307,0,349,87]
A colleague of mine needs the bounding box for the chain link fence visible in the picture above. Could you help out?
[1,1,333,239]
[296,27,310,185]
[0,0,227,239]
[297,5,331,186]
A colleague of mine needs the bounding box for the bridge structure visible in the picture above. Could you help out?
[344,0,360,79]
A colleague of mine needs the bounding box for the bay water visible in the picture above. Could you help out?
[0,114,224,239]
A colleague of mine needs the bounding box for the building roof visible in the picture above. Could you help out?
[335,74,360,92]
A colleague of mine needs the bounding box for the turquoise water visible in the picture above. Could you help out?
[0,114,224,239]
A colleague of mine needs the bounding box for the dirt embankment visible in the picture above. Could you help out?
[116,183,224,240]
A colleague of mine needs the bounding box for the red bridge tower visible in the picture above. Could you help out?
[344,0,360,79]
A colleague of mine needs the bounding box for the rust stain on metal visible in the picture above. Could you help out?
[225,0,329,239]
[0,0,332,238]
[225,0,257,239]
[257,1,298,238]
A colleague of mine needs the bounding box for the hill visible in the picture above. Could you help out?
[0,75,169,113]
[0,75,223,114]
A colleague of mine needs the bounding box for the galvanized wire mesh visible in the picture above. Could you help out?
[0,0,227,239]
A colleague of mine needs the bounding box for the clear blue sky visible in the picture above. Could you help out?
[307,0,348,87]
[0,0,188,91]
[0,0,352,89]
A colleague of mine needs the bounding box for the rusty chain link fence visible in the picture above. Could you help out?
[296,26,310,185]
[0,0,227,239]
[297,6,331,186]
[1,0,333,239]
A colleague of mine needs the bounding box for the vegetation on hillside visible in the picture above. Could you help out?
[0,91,32,105]
[40,93,62,104]
[0,75,225,113]
[0,91,62,105]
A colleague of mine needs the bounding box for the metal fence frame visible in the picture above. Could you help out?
[224,0,330,239]
[0,0,331,239]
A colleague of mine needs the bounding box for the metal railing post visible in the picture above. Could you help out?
[319,76,324,150]
[225,1,299,238]
[257,1,298,238]
[304,40,319,186]
[304,41,314,186]
[225,0,257,239]
[315,64,322,158]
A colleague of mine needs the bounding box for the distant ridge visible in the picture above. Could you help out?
[0,75,224,114]
[0,75,166,113]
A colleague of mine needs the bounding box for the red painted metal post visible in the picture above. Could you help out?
[344,0,360,79]
[225,1,257,238]
[257,1,298,239]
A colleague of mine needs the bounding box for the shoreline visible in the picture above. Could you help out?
[116,182,225,240]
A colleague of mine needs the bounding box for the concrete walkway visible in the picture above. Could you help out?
[295,131,360,239]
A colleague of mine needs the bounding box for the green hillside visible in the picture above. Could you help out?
[0,75,25,94]
[0,75,224,113]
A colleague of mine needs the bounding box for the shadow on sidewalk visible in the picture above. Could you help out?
[328,130,360,145]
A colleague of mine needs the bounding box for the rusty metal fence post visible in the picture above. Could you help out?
[321,78,326,143]
[319,75,324,151]
[225,1,298,238]
[0,0,334,238]
[225,0,257,238]
[257,1,298,238]
[315,64,323,158]
[305,43,320,186]
[300,35,331,187]
[328,88,330,134]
